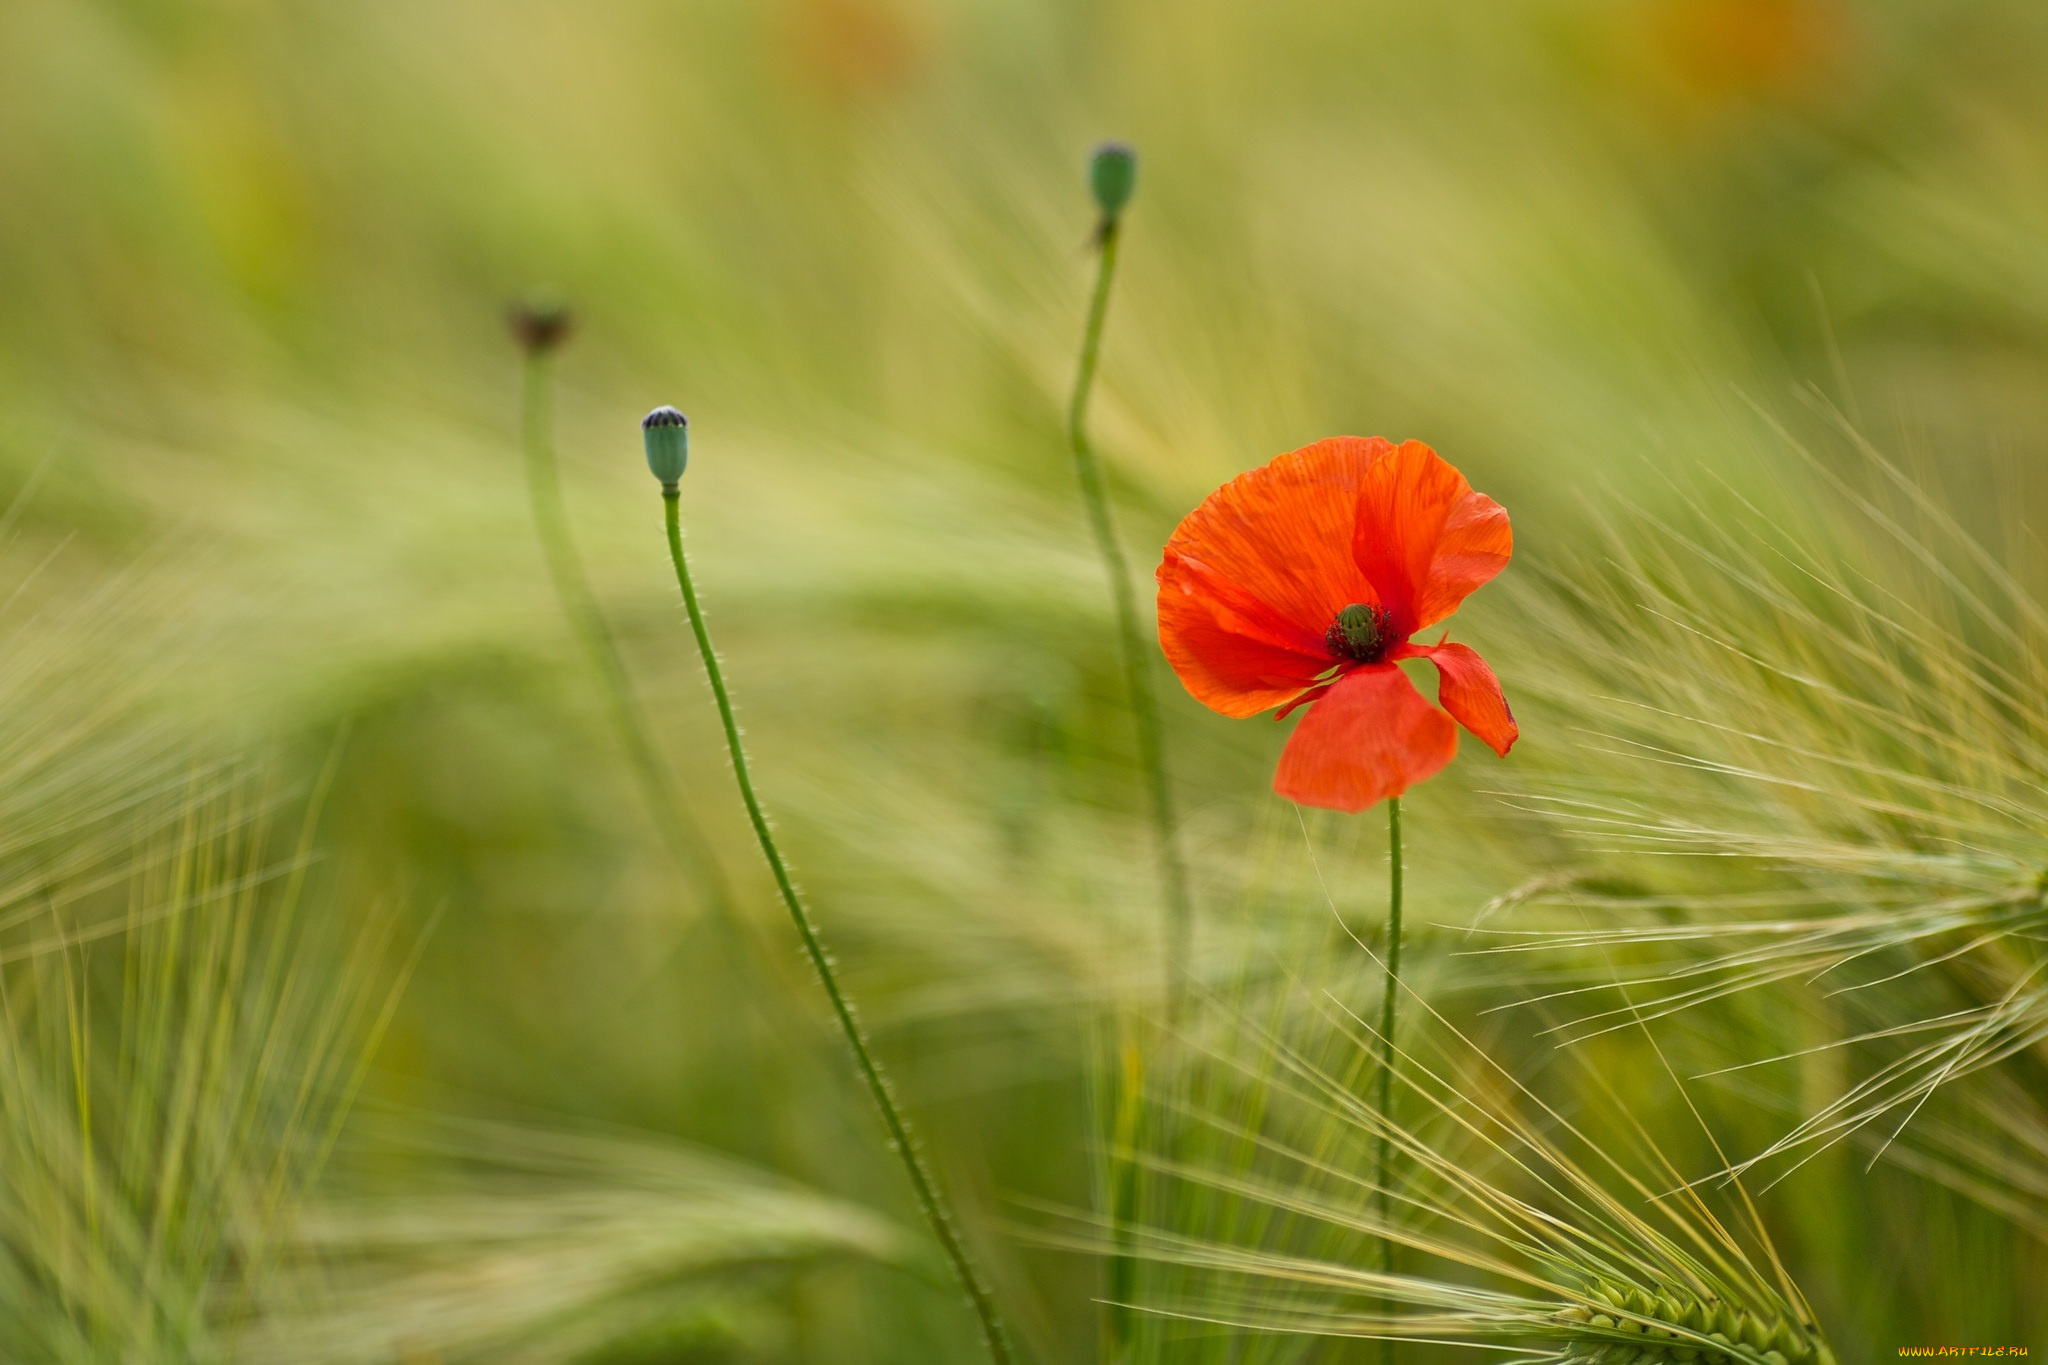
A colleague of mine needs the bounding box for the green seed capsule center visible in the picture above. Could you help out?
[1327,603,1392,662]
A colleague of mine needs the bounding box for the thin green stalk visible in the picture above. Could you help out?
[660,491,1018,1365]
[1377,794,1403,1365]
[1067,216,1193,1011]
[519,351,738,921]
[1103,1020,1144,1364]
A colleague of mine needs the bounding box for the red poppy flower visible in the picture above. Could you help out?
[1157,437,1516,812]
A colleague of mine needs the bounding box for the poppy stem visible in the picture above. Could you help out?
[519,348,738,923]
[1067,214,1194,1014]
[660,492,1018,1365]
[1376,794,1403,1364]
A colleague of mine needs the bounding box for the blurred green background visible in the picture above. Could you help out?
[3,0,2047,1360]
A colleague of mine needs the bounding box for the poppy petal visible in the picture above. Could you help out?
[1400,641,1517,756]
[1273,665,1457,812]
[1350,441,1511,637]
[1158,554,1333,717]
[1158,438,1396,715]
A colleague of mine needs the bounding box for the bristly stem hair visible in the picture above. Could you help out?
[516,332,738,922]
[1067,201,1194,1015]
[659,490,1018,1365]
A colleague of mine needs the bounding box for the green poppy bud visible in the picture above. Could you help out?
[642,406,689,490]
[1089,141,1138,222]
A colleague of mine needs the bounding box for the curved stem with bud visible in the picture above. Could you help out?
[1068,147,1193,1016]
[657,480,1017,1365]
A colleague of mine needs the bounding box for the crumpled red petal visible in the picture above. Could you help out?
[1157,552,1333,718]
[1159,437,1395,716]
[1273,665,1458,812]
[1349,440,1512,638]
[1398,640,1517,756]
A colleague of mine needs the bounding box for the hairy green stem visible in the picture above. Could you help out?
[1377,794,1404,1364]
[1067,216,1193,1012]
[661,492,1017,1365]
[519,353,738,921]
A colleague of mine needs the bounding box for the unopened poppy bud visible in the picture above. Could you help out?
[1089,141,1138,223]
[509,300,573,355]
[641,406,689,490]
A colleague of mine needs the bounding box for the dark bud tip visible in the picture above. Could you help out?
[509,300,573,354]
[642,406,690,486]
[1089,140,1138,223]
